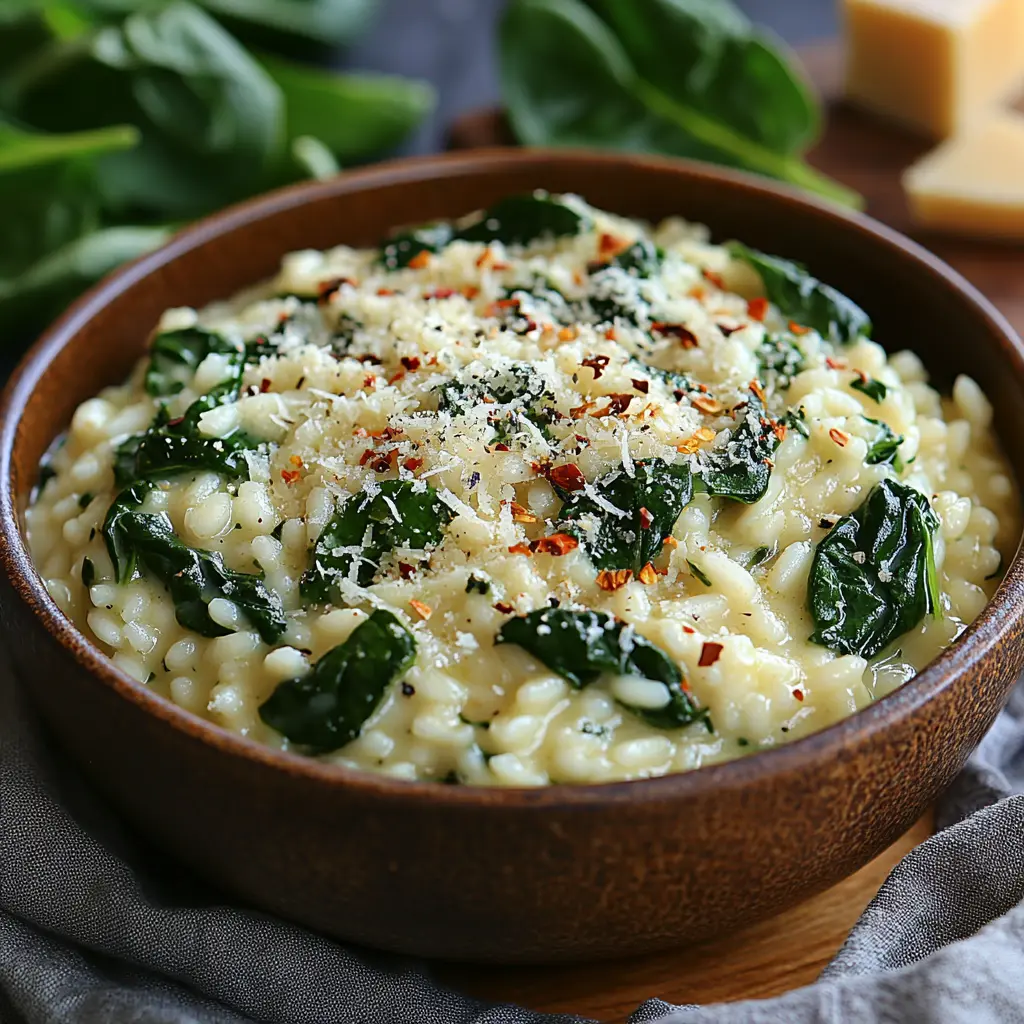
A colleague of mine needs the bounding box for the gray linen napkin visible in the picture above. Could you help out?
[3,655,1024,1024]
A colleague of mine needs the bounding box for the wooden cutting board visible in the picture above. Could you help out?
[438,40,1010,1022]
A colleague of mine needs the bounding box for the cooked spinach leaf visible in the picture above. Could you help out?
[863,416,904,467]
[738,544,775,571]
[808,478,940,658]
[497,608,706,728]
[557,459,692,572]
[756,334,805,389]
[687,559,711,586]
[103,483,285,643]
[145,326,243,397]
[727,242,871,344]
[259,609,416,754]
[301,480,453,599]
[499,0,859,206]
[437,363,558,442]
[782,406,810,438]
[457,192,590,246]
[380,222,455,270]
[608,237,662,275]
[81,556,95,588]
[696,390,780,503]
[851,375,887,402]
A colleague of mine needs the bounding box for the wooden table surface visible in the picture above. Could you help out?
[440,38,1024,1024]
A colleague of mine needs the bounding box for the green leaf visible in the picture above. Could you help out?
[727,241,872,344]
[0,118,138,174]
[302,480,454,599]
[756,334,805,390]
[194,0,379,46]
[259,609,415,754]
[851,375,887,402]
[808,478,940,658]
[145,325,241,396]
[497,608,706,729]
[103,483,285,642]
[380,222,454,271]
[558,459,692,572]
[686,559,711,586]
[260,54,434,162]
[863,416,904,467]
[0,225,171,335]
[457,192,591,246]
[499,0,860,207]
[696,389,780,503]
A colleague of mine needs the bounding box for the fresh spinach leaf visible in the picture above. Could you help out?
[727,241,871,343]
[756,334,804,389]
[457,192,590,246]
[851,375,887,402]
[259,608,415,755]
[863,416,904,468]
[103,482,285,642]
[808,478,940,658]
[497,608,706,728]
[499,0,859,206]
[145,325,241,397]
[301,480,453,599]
[558,459,692,572]
[696,390,780,503]
[260,55,434,163]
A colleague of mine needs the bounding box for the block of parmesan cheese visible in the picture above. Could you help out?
[903,112,1024,240]
[843,0,1024,138]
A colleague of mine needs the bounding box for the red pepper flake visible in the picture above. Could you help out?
[376,288,394,297]
[792,687,805,702]
[508,501,538,524]
[462,286,480,300]
[403,457,424,472]
[507,543,532,556]
[289,455,304,468]
[549,463,587,491]
[494,601,515,614]
[599,232,626,256]
[772,421,787,443]
[825,356,848,371]
[631,378,650,395]
[604,327,618,342]
[531,533,579,556]
[317,276,354,304]
[691,394,723,416]
[596,569,634,592]
[490,442,511,453]
[663,535,679,549]
[281,469,301,485]
[387,371,406,386]
[702,269,725,288]
[582,354,611,379]
[682,624,696,634]
[260,378,272,393]
[492,261,510,271]
[485,297,520,317]
[829,427,850,448]
[639,506,654,530]
[651,323,699,348]
[398,562,416,580]
[166,415,185,428]
[595,393,634,417]
[789,320,810,336]
[409,599,433,621]
[747,297,769,321]
[717,322,743,337]
[407,250,431,270]
[558,326,578,342]
[749,380,767,404]
[400,355,421,372]
[637,562,659,585]
[359,448,375,466]
[570,399,596,419]
[699,641,724,667]
[425,287,456,300]
[363,374,377,388]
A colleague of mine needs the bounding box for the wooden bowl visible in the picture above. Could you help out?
[2,150,1023,964]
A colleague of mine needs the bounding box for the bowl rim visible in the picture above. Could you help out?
[2,146,1022,809]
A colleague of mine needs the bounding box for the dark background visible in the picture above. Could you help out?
[340,0,838,155]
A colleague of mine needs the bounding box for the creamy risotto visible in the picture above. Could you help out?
[27,193,1019,785]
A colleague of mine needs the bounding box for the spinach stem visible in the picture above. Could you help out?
[631,78,862,210]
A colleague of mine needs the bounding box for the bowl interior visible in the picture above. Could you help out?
[5,148,1024,800]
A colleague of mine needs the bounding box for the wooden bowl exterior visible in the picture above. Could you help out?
[2,150,1022,963]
